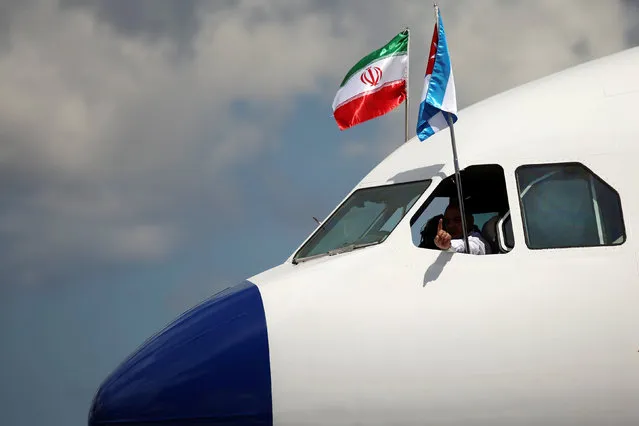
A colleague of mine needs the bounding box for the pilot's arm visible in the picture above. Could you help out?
[434,219,488,255]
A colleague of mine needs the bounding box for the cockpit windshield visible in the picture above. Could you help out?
[293,180,431,262]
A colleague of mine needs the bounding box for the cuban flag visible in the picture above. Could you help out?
[416,6,458,141]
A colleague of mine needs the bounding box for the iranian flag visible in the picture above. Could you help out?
[332,30,409,130]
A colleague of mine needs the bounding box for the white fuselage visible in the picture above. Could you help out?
[250,47,639,425]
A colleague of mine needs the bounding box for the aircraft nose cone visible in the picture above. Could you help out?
[88,280,272,426]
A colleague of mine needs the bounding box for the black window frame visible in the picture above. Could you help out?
[409,164,514,254]
[514,161,627,250]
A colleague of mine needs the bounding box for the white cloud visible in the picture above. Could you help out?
[443,0,626,105]
[106,224,178,261]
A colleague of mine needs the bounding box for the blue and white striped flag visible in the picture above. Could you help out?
[416,6,457,141]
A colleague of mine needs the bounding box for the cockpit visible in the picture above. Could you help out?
[293,160,626,263]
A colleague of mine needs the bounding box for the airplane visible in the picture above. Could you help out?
[88,46,639,425]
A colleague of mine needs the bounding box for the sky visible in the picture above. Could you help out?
[0,1,637,425]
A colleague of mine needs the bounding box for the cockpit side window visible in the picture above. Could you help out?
[410,164,514,254]
[515,162,625,249]
[293,180,431,263]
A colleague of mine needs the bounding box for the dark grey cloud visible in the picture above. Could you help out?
[622,0,639,46]
[571,38,592,59]
[241,0,343,30]
[58,0,209,50]
[56,0,357,57]
[0,0,39,53]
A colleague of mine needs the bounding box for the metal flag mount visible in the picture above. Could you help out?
[404,26,410,143]
[446,112,470,254]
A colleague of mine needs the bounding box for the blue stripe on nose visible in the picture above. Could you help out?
[88,280,272,426]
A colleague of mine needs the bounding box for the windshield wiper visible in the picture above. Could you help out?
[327,241,380,256]
[293,241,381,264]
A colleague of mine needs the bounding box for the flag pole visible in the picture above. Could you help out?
[404,27,410,143]
[446,112,470,254]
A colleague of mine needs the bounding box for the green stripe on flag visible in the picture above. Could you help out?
[340,30,408,87]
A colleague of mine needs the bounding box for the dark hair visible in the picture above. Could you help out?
[419,214,444,250]
[446,199,474,225]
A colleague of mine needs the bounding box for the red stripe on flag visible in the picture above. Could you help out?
[425,23,438,76]
[333,80,406,130]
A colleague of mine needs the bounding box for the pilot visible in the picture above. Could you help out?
[434,201,491,255]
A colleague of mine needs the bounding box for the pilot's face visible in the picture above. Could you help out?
[444,206,464,239]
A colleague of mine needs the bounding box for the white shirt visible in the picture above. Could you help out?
[449,230,491,255]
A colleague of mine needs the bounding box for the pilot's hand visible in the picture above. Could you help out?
[434,218,452,250]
